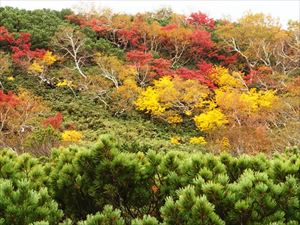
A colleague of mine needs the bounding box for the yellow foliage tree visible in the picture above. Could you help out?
[208,66,243,89]
[194,109,228,132]
[135,86,166,116]
[170,136,180,145]
[135,76,210,123]
[212,87,283,153]
[0,89,49,151]
[29,61,43,74]
[189,136,207,145]
[28,51,58,85]
[216,13,288,71]
[94,53,136,88]
[62,130,83,142]
[110,79,142,114]
[42,51,58,65]
[215,88,279,117]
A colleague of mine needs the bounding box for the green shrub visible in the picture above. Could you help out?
[0,178,62,225]
[77,205,125,225]
[0,136,299,224]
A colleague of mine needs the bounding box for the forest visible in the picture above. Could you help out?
[0,6,299,225]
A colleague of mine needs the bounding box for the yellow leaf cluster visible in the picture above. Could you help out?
[7,76,15,81]
[42,51,57,65]
[170,136,180,145]
[94,53,136,83]
[135,76,210,123]
[209,66,242,89]
[110,79,142,113]
[18,88,49,115]
[28,51,57,75]
[135,87,166,116]
[196,100,217,110]
[57,80,72,87]
[184,110,192,116]
[215,88,278,113]
[166,114,183,124]
[220,137,231,151]
[62,130,83,142]
[29,61,43,74]
[189,136,207,145]
[194,109,228,132]
[216,13,287,67]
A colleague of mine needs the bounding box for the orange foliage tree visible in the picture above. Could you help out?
[0,90,48,152]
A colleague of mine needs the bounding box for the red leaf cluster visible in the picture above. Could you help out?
[126,50,217,88]
[66,15,108,32]
[126,50,153,67]
[197,61,213,76]
[187,12,215,30]
[0,27,14,44]
[87,18,108,32]
[161,24,177,31]
[190,30,214,48]
[176,67,216,89]
[217,53,238,66]
[244,67,275,87]
[0,26,46,67]
[151,58,173,77]
[189,29,214,57]
[0,91,20,108]
[126,51,174,79]
[117,28,141,47]
[43,112,63,130]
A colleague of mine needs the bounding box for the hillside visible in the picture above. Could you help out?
[0,6,299,225]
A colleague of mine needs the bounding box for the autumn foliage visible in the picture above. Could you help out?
[43,112,63,130]
[0,26,45,67]
[0,7,299,155]
[0,6,299,225]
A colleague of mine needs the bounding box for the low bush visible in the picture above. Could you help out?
[0,136,299,224]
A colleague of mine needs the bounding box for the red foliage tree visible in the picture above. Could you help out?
[197,61,213,76]
[126,50,153,68]
[0,26,15,45]
[187,12,215,30]
[117,28,141,48]
[244,66,276,88]
[126,51,175,82]
[150,58,173,77]
[216,53,238,66]
[161,24,177,31]
[189,29,214,62]
[43,112,63,130]
[0,26,45,67]
[66,14,143,49]
[11,33,45,66]
[85,18,108,33]
[65,14,85,25]
[65,14,109,33]
[0,91,20,135]
[190,30,214,49]
[0,91,20,108]
[176,67,216,89]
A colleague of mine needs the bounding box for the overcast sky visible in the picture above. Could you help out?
[1,1,299,27]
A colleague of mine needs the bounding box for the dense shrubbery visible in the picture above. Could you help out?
[0,135,299,224]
